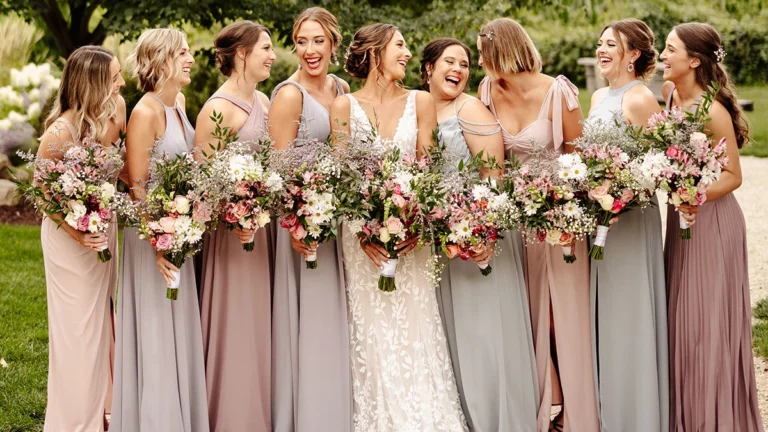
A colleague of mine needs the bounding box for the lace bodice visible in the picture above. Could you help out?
[345,90,418,155]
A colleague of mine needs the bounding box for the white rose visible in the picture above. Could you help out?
[669,192,682,207]
[379,227,391,244]
[257,212,271,227]
[64,212,78,228]
[546,229,563,245]
[173,196,191,214]
[69,200,87,219]
[100,182,116,200]
[598,195,615,211]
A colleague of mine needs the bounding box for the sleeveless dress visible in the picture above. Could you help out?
[42,117,117,432]
[112,94,210,432]
[436,98,539,432]
[270,76,352,432]
[586,80,669,432]
[479,76,599,432]
[665,85,763,432]
[342,90,468,432]
[198,91,273,432]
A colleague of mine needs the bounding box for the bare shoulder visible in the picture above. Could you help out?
[271,84,304,105]
[39,119,74,156]
[661,81,675,101]
[128,100,160,129]
[330,93,351,112]
[456,94,494,120]
[625,84,659,111]
[414,90,435,108]
[707,100,734,133]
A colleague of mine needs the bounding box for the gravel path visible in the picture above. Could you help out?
[660,155,768,427]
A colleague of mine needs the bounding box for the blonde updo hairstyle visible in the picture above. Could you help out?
[44,45,117,143]
[478,18,542,79]
[127,28,188,93]
[344,23,398,80]
[292,7,342,65]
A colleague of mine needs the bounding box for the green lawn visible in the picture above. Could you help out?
[0,224,47,432]
[577,85,768,158]
[753,299,768,359]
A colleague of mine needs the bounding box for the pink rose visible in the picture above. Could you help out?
[588,180,612,201]
[695,192,707,206]
[156,233,174,251]
[559,232,574,246]
[611,199,626,213]
[280,214,298,229]
[290,224,307,240]
[384,217,404,235]
[678,188,692,203]
[445,244,461,259]
[148,221,163,232]
[159,216,176,234]
[665,146,681,159]
[77,214,89,231]
[235,182,250,197]
[233,201,250,221]
[193,202,213,224]
[391,194,407,208]
[98,208,111,220]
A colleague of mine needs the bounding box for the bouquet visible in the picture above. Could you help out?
[339,135,446,292]
[271,139,340,269]
[438,152,517,274]
[205,140,283,251]
[573,120,656,260]
[19,135,125,262]
[641,86,729,239]
[507,150,595,263]
[138,153,209,300]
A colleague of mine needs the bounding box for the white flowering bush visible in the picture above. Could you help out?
[1,63,60,154]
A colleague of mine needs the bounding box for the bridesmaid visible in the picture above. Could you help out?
[112,28,209,432]
[476,18,599,432]
[40,45,125,432]
[587,19,669,431]
[423,37,538,431]
[661,22,762,432]
[268,8,351,432]
[193,21,276,432]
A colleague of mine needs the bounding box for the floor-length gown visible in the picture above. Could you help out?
[479,76,599,432]
[436,97,539,432]
[111,94,209,432]
[42,118,116,432]
[270,76,352,432]
[198,91,273,432]
[587,80,669,432]
[341,90,468,431]
[665,85,763,432]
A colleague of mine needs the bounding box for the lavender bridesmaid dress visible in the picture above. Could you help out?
[42,118,116,432]
[270,75,352,432]
[480,76,600,432]
[112,94,209,432]
[587,80,669,432]
[665,85,763,432]
[198,91,274,432]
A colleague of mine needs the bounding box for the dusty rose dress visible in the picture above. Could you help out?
[42,118,116,432]
[665,86,763,432]
[197,91,274,432]
[480,76,599,432]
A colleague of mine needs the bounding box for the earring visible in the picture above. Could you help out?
[627,62,635,72]
[298,60,302,70]
[332,53,339,67]
[427,73,431,84]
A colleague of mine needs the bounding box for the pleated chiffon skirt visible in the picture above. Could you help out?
[665,193,763,432]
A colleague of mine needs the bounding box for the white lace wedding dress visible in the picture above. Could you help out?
[341,91,468,432]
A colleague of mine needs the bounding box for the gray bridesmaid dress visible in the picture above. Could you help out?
[437,97,539,432]
[587,80,669,432]
[112,94,210,432]
[270,75,352,432]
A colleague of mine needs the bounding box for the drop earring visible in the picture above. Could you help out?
[298,60,302,70]
[627,62,635,72]
[332,53,339,67]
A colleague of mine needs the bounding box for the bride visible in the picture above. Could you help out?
[330,23,468,432]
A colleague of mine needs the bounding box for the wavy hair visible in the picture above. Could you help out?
[127,28,187,93]
[44,45,116,143]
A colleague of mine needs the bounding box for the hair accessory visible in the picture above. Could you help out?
[714,46,727,63]
[479,30,495,41]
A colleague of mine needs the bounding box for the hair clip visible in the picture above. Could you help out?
[479,30,495,41]
[714,47,727,63]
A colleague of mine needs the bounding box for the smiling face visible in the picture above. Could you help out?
[168,39,195,88]
[109,57,125,99]
[660,30,697,82]
[295,20,333,77]
[428,44,470,100]
[596,27,637,83]
[378,31,411,81]
[243,31,276,83]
